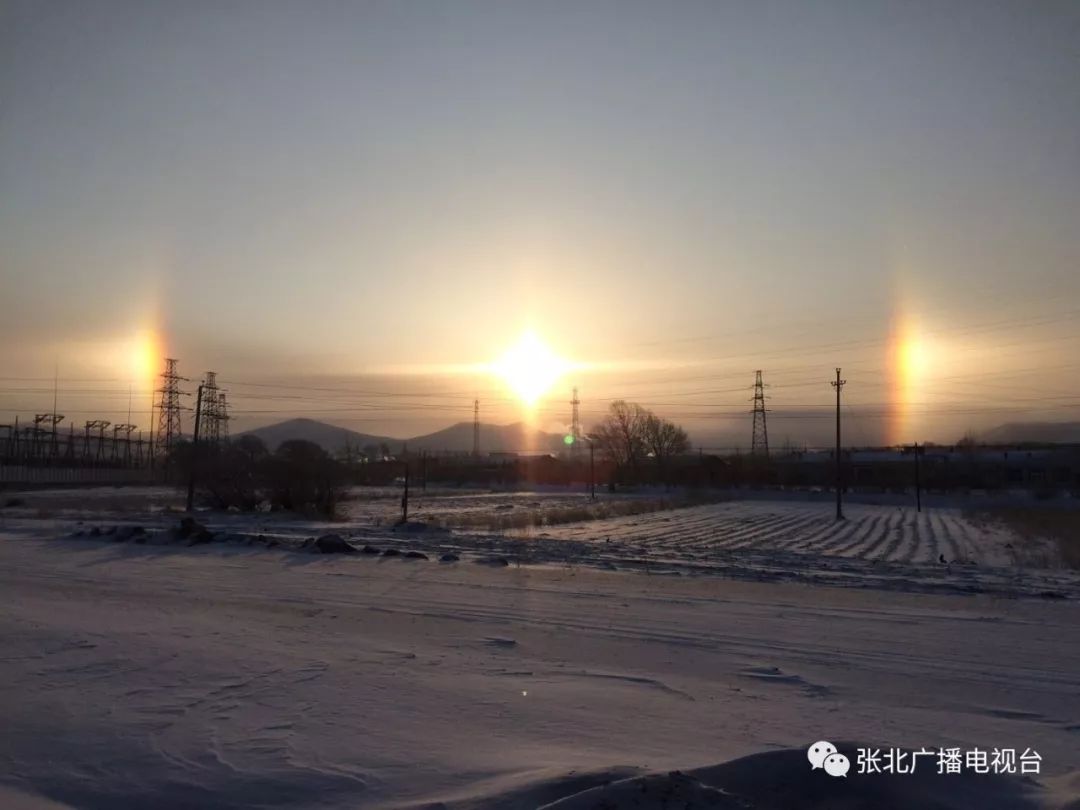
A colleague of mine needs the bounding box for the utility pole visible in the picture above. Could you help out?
[913,441,922,513]
[472,398,480,458]
[751,370,769,456]
[51,365,59,460]
[401,462,410,523]
[148,396,155,470]
[186,384,204,512]
[421,450,428,492]
[589,439,596,501]
[831,367,846,521]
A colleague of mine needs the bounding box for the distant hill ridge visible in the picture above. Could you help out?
[241,417,565,454]
[978,421,1080,445]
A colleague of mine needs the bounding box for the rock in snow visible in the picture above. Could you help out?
[174,517,215,545]
[314,534,354,554]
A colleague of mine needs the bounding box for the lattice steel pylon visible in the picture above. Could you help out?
[750,370,769,456]
[112,424,135,464]
[201,371,221,445]
[34,413,64,461]
[155,358,188,460]
[87,420,110,462]
[570,387,582,455]
[218,391,229,442]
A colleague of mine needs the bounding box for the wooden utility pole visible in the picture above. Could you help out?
[831,368,846,521]
[913,441,922,513]
[148,398,155,470]
[421,450,427,492]
[589,440,596,501]
[401,462,410,523]
[186,384,204,512]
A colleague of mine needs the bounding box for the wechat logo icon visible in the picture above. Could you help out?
[808,741,850,777]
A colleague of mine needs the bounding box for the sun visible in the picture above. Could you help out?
[492,331,568,406]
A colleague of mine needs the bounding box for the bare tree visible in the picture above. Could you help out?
[593,401,688,484]
[592,400,650,477]
[644,412,690,484]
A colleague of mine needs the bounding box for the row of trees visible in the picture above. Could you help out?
[176,435,346,517]
[171,400,690,513]
[591,400,690,484]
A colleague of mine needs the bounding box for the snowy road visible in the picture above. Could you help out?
[1,534,1078,808]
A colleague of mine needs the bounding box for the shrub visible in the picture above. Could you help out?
[264,440,345,517]
[182,436,345,518]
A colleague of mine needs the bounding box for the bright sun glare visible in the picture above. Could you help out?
[492,331,568,407]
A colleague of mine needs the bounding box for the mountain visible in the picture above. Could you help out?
[240,418,566,455]
[405,421,565,453]
[978,421,1080,445]
[241,418,395,454]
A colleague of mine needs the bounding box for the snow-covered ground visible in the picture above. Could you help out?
[1,487,1078,808]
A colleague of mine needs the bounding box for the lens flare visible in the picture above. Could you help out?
[492,331,568,407]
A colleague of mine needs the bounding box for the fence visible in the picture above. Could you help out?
[0,465,164,486]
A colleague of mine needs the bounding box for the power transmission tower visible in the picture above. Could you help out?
[472,398,480,458]
[750,370,769,456]
[186,384,204,512]
[201,372,221,445]
[570,387,582,456]
[155,359,188,461]
[218,391,230,442]
[831,367,846,521]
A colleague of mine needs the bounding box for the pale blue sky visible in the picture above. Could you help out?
[1,1,1078,443]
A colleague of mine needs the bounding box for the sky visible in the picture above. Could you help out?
[1,0,1079,448]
